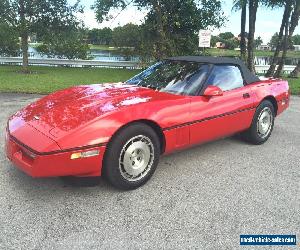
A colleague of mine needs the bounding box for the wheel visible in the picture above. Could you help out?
[103,123,160,190]
[242,100,275,145]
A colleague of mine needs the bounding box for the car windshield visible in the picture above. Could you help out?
[126,60,209,96]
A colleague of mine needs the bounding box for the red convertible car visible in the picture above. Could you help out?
[5,56,290,189]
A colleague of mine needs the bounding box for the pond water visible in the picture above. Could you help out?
[8,46,300,65]
[25,47,140,62]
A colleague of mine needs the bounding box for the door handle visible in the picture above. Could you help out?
[243,93,250,98]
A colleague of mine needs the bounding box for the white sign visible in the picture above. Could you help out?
[199,30,211,48]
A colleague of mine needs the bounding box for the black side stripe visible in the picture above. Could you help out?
[162,107,255,131]
[10,135,107,156]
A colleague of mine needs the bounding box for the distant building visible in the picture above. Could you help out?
[294,45,300,51]
[215,42,226,49]
[257,44,271,51]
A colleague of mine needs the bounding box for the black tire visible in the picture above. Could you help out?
[103,123,160,190]
[241,100,275,145]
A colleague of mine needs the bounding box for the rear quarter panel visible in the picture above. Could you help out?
[250,78,290,115]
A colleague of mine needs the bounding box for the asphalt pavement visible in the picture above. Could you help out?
[0,93,299,250]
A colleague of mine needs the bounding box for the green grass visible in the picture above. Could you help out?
[0,65,299,95]
[208,48,300,58]
[285,77,300,95]
[0,66,140,94]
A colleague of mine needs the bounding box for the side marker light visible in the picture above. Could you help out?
[71,150,100,160]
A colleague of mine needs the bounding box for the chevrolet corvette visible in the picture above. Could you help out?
[5,56,290,189]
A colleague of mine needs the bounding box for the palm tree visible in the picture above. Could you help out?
[276,0,300,77]
[265,1,291,76]
[288,0,300,78]
[266,0,300,77]
[247,0,259,73]
[274,1,293,77]
[233,0,248,61]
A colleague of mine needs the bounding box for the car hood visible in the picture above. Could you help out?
[9,83,163,140]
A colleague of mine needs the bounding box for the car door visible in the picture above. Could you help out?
[189,64,256,146]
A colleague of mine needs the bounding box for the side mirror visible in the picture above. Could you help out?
[203,85,223,97]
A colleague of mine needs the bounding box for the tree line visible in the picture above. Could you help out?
[0,0,299,77]
[210,32,263,50]
[269,33,300,50]
[211,31,300,50]
[0,0,225,72]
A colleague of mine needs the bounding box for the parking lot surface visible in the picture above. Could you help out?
[0,93,299,249]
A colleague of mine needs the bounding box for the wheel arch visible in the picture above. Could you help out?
[261,95,278,116]
[107,119,166,154]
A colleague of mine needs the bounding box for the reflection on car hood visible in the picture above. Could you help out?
[9,83,157,138]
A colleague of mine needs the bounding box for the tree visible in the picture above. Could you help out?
[265,0,299,77]
[0,0,85,72]
[233,0,279,63]
[247,0,259,73]
[212,32,239,50]
[110,23,143,59]
[292,34,300,44]
[268,32,280,50]
[93,0,226,59]
[210,35,219,47]
[265,1,289,77]
[112,24,141,48]
[207,32,239,49]
[233,0,248,61]
[219,32,235,40]
[224,38,240,49]
[268,32,293,49]
[36,28,89,59]
[274,0,300,77]
[87,28,113,45]
[0,23,19,56]
[288,1,300,78]
[255,36,263,48]
[289,0,300,38]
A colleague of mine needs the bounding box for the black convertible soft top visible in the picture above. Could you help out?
[167,56,260,85]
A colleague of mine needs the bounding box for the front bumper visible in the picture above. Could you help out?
[5,130,106,177]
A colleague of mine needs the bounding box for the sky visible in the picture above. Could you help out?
[75,0,300,44]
